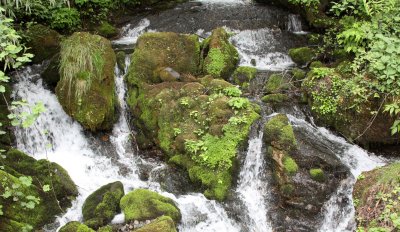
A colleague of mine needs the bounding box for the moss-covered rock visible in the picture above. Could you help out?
[291,68,306,81]
[127,32,200,86]
[264,114,298,197]
[303,68,396,146]
[97,225,113,232]
[289,47,316,66]
[202,28,239,79]
[96,21,118,38]
[261,94,289,104]
[232,66,257,88]
[59,221,95,232]
[309,168,325,182]
[120,189,181,223]
[264,73,290,94]
[116,51,126,72]
[24,24,62,64]
[353,163,400,231]
[126,32,259,201]
[82,181,124,229]
[135,216,177,232]
[56,32,117,131]
[0,150,77,231]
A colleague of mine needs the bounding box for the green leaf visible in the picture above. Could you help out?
[42,185,50,192]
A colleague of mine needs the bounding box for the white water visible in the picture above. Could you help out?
[236,129,273,232]
[287,14,308,35]
[230,28,294,70]
[287,115,386,231]
[112,18,151,46]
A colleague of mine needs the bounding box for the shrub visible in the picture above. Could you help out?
[50,7,81,32]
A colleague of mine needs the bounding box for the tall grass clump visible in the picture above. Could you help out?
[59,32,105,100]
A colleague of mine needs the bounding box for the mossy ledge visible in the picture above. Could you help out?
[55,32,117,131]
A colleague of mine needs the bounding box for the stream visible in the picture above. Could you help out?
[11,0,389,231]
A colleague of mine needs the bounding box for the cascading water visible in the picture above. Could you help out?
[235,124,273,232]
[287,115,386,231]
[287,14,307,35]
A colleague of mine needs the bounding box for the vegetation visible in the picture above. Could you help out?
[309,168,325,182]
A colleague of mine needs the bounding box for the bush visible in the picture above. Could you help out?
[50,7,81,32]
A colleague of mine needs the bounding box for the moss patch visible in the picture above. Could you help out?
[262,94,289,104]
[120,189,181,223]
[59,221,95,232]
[82,181,124,229]
[232,66,257,88]
[289,47,316,66]
[309,168,325,182]
[135,216,177,232]
[96,21,118,38]
[202,28,239,79]
[264,74,290,94]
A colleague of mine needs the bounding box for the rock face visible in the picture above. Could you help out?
[202,28,239,80]
[263,114,347,231]
[120,189,181,223]
[353,163,400,231]
[56,32,117,131]
[0,149,78,231]
[82,181,125,229]
[24,24,62,64]
[59,221,95,232]
[135,216,177,232]
[127,31,258,200]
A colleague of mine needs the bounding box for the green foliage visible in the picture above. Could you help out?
[50,7,81,32]
[283,156,298,176]
[288,0,319,7]
[223,86,242,97]
[228,97,249,110]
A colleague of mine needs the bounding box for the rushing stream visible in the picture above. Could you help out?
[10,0,392,231]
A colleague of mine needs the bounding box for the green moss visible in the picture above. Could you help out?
[261,94,289,104]
[82,182,124,229]
[283,156,298,175]
[135,216,177,232]
[309,168,325,182]
[116,51,126,71]
[281,184,295,196]
[232,66,257,88]
[56,32,117,131]
[309,61,324,68]
[97,225,113,232]
[264,114,297,151]
[126,32,200,86]
[288,47,316,66]
[202,28,239,79]
[120,189,181,223]
[59,221,95,232]
[96,21,118,38]
[264,74,289,94]
[291,68,306,80]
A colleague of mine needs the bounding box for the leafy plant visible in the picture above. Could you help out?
[228,97,249,110]
[50,7,80,32]
[223,86,242,97]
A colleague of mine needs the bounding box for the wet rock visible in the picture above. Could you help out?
[56,32,117,131]
[82,181,124,229]
[42,53,61,91]
[232,66,257,89]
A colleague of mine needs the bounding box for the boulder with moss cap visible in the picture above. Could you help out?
[56,32,117,131]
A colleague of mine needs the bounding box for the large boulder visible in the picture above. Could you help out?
[120,189,181,223]
[202,28,239,80]
[135,216,177,232]
[0,149,78,231]
[24,24,62,64]
[127,32,259,201]
[82,181,124,229]
[56,32,117,131]
[353,163,400,231]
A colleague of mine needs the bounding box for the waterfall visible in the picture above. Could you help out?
[236,125,273,232]
[287,14,307,35]
[287,115,386,231]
